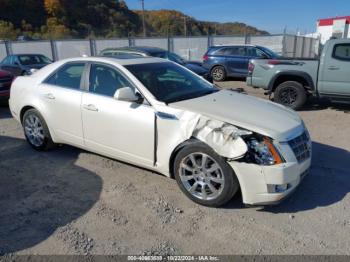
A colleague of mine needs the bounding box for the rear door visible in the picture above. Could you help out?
[225,46,249,76]
[318,42,350,96]
[39,62,86,146]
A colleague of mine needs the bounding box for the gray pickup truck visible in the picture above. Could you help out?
[247,39,350,110]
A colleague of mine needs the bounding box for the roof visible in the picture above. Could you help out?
[211,44,257,48]
[103,46,166,54]
[60,56,168,66]
[318,16,350,26]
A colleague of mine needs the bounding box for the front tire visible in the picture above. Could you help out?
[211,66,226,82]
[274,81,307,110]
[173,142,239,207]
[22,109,56,151]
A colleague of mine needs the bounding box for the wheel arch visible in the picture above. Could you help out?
[168,137,241,189]
[20,105,36,123]
[168,138,200,179]
[268,71,315,93]
[19,104,58,142]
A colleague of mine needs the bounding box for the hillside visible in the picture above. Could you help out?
[0,0,268,40]
[135,9,269,37]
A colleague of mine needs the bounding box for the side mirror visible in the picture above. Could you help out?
[114,87,144,104]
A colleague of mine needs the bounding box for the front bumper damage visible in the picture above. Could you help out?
[229,157,311,206]
[155,110,311,205]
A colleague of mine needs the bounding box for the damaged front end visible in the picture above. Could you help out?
[156,111,284,176]
[191,116,284,166]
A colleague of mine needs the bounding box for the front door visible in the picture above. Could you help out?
[81,63,155,167]
[319,42,350,97]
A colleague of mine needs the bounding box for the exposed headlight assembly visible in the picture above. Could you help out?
[246,137,284,166]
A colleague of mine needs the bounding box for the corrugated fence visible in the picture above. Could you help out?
[0,34,320,62]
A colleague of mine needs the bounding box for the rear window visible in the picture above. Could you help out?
[333,44,350,61]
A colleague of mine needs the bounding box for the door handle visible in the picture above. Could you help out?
[328,66,340,70]
[83,104,98,112]
[44,93,55,100]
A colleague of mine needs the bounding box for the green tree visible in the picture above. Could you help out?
[0,20,18,40]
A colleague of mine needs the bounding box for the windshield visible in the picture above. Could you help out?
[125,62,218,103]
[18,55,52,65]
[257,46,278,58]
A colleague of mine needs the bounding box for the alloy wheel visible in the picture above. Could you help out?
[280,87,298,105]
[24,114,45,147]
[179,153,225,201]
[212,68,224,81]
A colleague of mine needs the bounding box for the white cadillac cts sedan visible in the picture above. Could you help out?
[9,56,312,207]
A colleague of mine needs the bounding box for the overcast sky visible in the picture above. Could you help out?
[125,0,350,34]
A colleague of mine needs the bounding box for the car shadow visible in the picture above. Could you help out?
[260,141,350,213]
[0,135,102,254]
[301,97,350,113]
[0,101,12,120]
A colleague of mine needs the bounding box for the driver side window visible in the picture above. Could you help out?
[89,64,133,97]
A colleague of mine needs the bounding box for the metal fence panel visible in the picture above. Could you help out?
[212,36,246,46]
[303,37,311,58]
[55,40,91,60]
[95,39,129,54]
[134,38,168,49]
[0,42,7,61]
[284,35,296,57]
[173,37,208,61]
[11,41,53,59]
[295,36,305,58]
[250,35,284,55]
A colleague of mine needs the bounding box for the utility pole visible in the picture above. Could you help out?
[183,16,187,37]
[140,0,146,37]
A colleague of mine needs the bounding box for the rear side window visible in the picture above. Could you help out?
[227,47,246,56]
[89,64,133,97]
[333,44,350,61]
[45,63,85,90]
[215,47,246,56]
[214,48,231,55]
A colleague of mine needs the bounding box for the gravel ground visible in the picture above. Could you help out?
[0,81,350,256]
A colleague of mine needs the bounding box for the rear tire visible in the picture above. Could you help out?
[173,141,239,207]
[22,109,56,151]
[274,81,307,110]
[211,66,226,82]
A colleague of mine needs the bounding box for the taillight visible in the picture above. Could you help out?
[267,60,280,65]
[248,62,255,75]
[203,54,209,62]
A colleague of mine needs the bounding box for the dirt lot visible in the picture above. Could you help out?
[1,81,350,256]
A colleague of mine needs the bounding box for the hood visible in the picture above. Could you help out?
[170,90,303,141]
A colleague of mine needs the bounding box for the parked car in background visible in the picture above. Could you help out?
[10,56,311,207]
[0,69,14,101]
[203,45,279,81]
[0,54,52,76]
[100,46,212,82]
[247,39,350,110]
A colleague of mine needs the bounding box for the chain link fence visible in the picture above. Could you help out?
[0,34,320,62]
